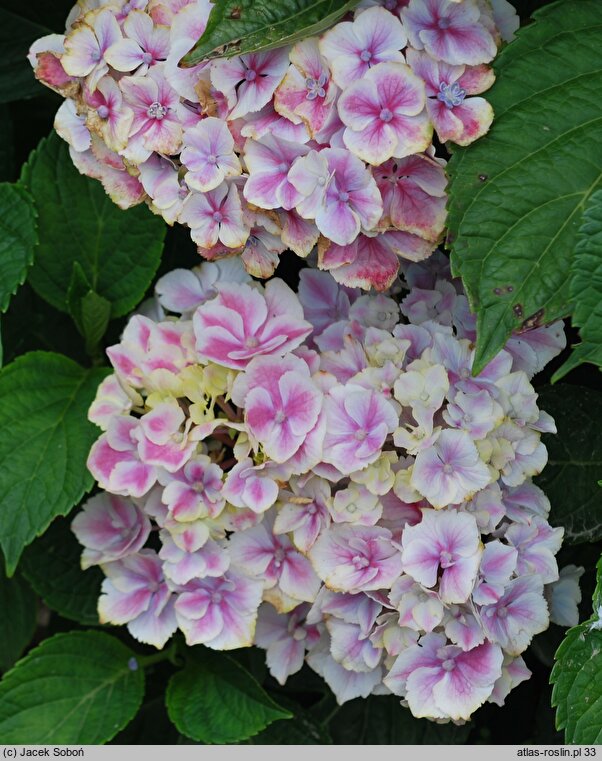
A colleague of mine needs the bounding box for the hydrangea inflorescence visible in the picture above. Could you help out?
[30,0,579,726]
[29,0,518,288]
[76,252,574,722]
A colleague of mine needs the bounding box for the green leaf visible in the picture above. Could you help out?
[0,563,36,672]
[0,351,109,574]
[551,623,602,744]
[166,648,291,743]
[251,715,328,745]
[329,695,471,744]
[447,0,602,373]
[593,553,602,615]
[112,696,180,745]
[21,132,165,317]
[0,9,50,103]
[183,0,360,64]
[0,630,144,743]
[67,262,112,356]
[0,183,37,312]
[20,517,102,626]
[535,385,602,544]
[554,189,602,381]
[251,693,331,744]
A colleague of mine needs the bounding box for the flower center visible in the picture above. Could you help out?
[275,411,286,424]
[245,69,257,82]
[307,503,318,515]
[360,49,373,62]
[351,554,370,570]
[442,658,456,672]
[338,190,350,203]
[142,51,153,65]
[211,592,223,604]
[147,101,168,119]
[354,428,367,441]
[207,153,218,165]
[212,210,223,223]
[439,550,454,568]
[443,463,454,474]
[97,104,110,119]
[194,481,205,493]
[437,81,466,109]
[380,108,393,123]
[273,547,286,567]
[245,336,259,348]
[438,17,451,30]
[497,606,508,619]
[292,627,307,641]
[305,75,327,100]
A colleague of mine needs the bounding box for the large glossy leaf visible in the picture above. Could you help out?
[0,351,109,574]
[21,132,165,317]
[447,0,602,373]
[554,190,602,381]
[535,385,602,544]
[20,517,102,626]
[0,631,144,743]
[166,648,291,743]
[183,0,360,64]
[551,622,602,744]
[67,262,112,356]
[0,563,36,672]
[251,693,331,744]
[0,183,37,312]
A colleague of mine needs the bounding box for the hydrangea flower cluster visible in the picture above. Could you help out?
[77,251,577,722]
[29,0,518,288]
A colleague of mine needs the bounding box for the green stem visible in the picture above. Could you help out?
[322,705,341,726]
[136,641,180,669]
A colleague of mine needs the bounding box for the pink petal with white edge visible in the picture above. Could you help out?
[445,97,493,145]
[324,234,402,291]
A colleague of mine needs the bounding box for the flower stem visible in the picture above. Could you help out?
[215,396,241,421]
[136,641,180,669]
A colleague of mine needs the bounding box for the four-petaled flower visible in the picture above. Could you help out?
[105,10,170,74]
[338,62,432,166]
[402,0,497,66]
[407,48,494,145]
[289,148,383,245]
[401,509,482,603]
[274,38,338,137]
[179,183,248,250]
[180,117,241,192]
[211,49,290,120]
[320,7,407,89]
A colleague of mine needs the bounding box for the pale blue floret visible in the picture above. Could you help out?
[305,73,328,100]
[437,81,467,109]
